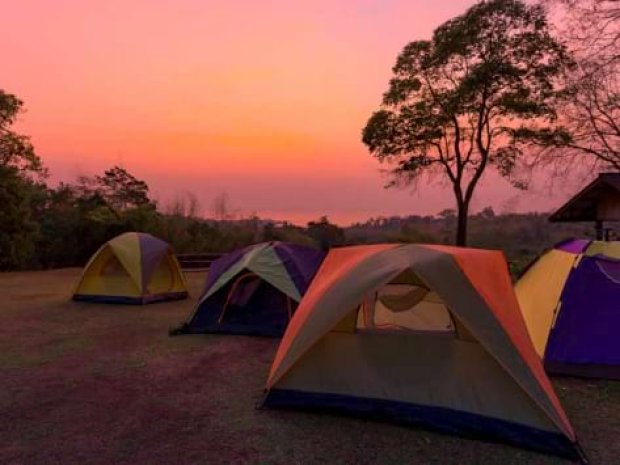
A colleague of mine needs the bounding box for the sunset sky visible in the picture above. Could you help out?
[3,0,583,224]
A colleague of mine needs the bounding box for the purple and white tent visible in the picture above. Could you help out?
[516,239,620,379]
[172,242,326,337]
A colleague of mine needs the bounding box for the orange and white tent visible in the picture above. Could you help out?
[262,244,582,460]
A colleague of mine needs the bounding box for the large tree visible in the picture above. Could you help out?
[362,0,572,245]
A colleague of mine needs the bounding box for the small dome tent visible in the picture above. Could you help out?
[262,244,582,460]
[73,232,188,304]
[515,239,620,379]
[172,242,325,337]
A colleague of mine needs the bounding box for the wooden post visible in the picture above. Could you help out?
[595,220,604,241]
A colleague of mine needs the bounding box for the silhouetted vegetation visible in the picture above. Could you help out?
[346,210,593,274]
[0,156,596,273]
[541,0,620,172]
[0,63,609,274]
[307,216,346,249]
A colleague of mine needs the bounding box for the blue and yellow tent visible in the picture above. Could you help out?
[73,232,188,304]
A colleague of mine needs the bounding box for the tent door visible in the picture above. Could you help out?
[218,272,260,323]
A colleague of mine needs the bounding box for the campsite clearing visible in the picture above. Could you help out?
[1,269,619,465]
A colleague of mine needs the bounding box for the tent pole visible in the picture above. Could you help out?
[595,220,603,240]
[286,296,292,321]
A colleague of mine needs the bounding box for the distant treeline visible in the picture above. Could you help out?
[0,161,595,274]
[347,211,595,274]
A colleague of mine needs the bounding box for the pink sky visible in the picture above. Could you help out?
[3,0,582,224]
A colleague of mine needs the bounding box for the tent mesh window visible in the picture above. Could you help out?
[357,282,455,334]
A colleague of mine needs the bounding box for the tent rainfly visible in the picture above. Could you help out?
[516,238,620,379]
[262,244,583,461]
[171,242,325,337]
[73,232,188,304]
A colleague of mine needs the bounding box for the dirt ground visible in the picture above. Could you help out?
[1,269,619,465]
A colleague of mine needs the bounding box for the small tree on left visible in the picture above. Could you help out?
[0,90,46,269]
[0,90,46,177]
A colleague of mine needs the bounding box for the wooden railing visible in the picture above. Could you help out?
[176,253,223,270]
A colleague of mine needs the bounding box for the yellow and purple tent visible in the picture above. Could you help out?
[262,244,582,460]
[73,232,188,304]
[516,238,620,379]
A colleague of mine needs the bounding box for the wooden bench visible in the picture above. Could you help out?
[176,253,223,271]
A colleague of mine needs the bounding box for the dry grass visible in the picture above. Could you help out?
[0,269,619,464]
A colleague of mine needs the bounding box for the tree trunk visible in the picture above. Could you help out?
[456,200,469,246]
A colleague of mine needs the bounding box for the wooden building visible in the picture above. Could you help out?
[549,173,620,240]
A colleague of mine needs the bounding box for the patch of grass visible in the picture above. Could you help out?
[1,269,619,465]
[0,334,92,370]
[0,351,52,369]
[604,380,620,396]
